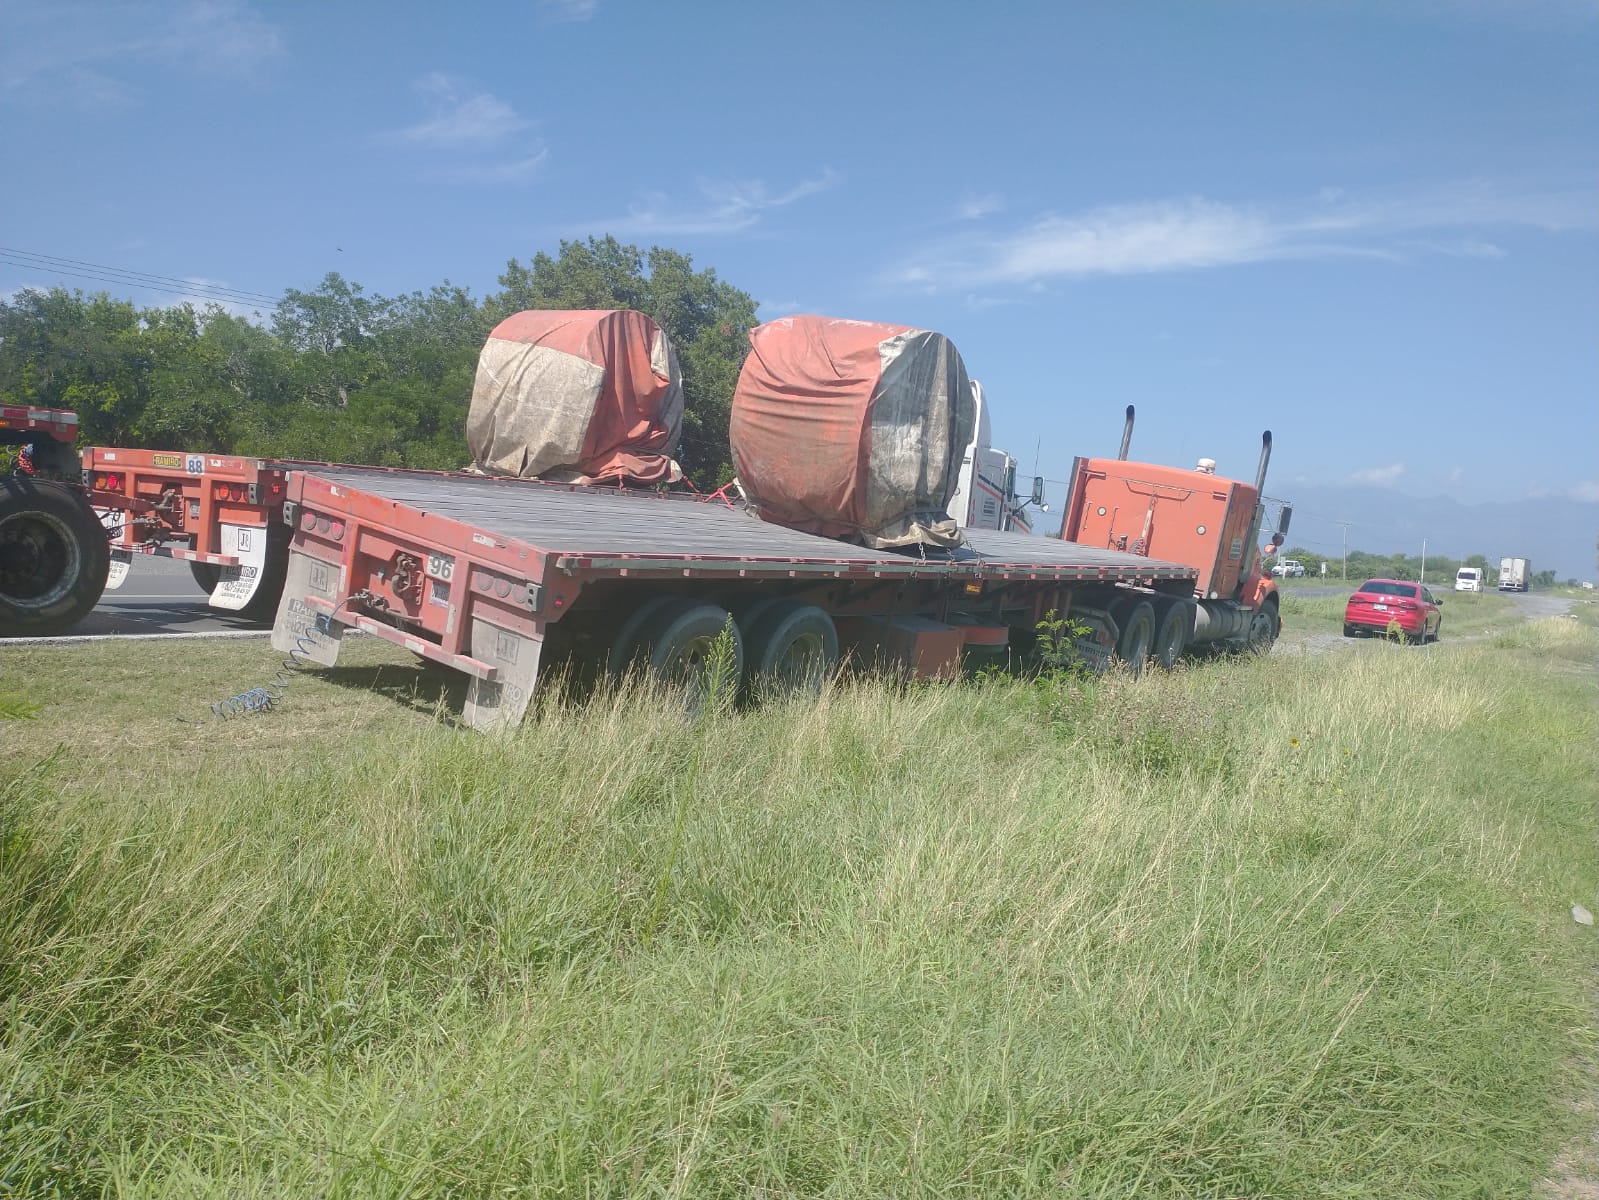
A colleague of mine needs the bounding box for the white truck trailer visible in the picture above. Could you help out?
[1497,556,1530,592]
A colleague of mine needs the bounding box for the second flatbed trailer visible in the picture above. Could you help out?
[271,465,1225,731]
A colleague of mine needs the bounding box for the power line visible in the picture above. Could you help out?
[0,246,284,308]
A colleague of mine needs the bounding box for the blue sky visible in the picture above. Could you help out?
[3,0,1595,538]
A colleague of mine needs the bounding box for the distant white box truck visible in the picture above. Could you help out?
[1498,556,1530,592]
[1454,566,1484,592]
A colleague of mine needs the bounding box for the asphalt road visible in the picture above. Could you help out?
[52,555,269,640]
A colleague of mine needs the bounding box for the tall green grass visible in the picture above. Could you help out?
[2,620,1595,1197]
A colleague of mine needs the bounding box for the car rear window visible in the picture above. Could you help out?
[1358,581,1418,597]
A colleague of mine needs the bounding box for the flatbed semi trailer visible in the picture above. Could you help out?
[270,463,1250,731]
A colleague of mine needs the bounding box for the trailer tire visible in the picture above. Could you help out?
[605,594,687,679]
[1113,600,1156,676]
[0,476,110,638]
[235,522,292,622]
[743,600,839,700]
[639,601,743,706]
[1151,602,1189,670]
[189,561,222,593]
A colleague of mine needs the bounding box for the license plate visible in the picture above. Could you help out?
[1373,603,1388,611]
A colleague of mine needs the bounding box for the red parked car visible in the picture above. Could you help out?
[1343,579,1443,643]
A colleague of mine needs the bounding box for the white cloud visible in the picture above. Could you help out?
[757,299,801,317]
[593,169,840,236]
[0,1,282,97]
[884,181,1594,291]
[393,74,534,148]
[1568,481,1599,503]
[957,194,1003,221]
[435,151,550,185]
[539,0,599,21]
[386,74,546,186]
[1404,237,1507,259]
[1349,463,1407,486]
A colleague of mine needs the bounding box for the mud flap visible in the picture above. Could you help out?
[463,619,543,733]
[106,549,131,590]
[95,508,131,590]
[209,522,269,611]
[270,549,343,666]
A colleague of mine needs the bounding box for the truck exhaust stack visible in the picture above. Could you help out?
[1254,431,1272,494]
[1117,405,1135,460]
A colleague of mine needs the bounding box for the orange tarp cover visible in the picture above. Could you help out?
[467,309,683,485]
[729,315,975,549]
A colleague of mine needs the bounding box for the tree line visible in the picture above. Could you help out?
[1272,547,1562,590]
[0,237,757,489]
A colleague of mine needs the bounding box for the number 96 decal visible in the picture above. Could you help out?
[425,553,454,581]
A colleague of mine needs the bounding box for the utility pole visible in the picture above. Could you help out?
[1420,539,1427,584]
[1335,521,1353,581]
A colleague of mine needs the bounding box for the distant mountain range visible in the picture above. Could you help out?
[1274,486,1598,582]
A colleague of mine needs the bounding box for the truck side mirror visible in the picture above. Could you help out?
[1031,476,1045,506]
[1276,504,1293,540]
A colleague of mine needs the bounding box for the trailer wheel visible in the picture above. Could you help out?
[1151,602,1189,669]
[604,593,685,678]
[743,600,838,700]
[235,522,292,621]
[638,601,744,706]
[189,561,222,593]
[0,476,110,637]
[1113,600,1156,676]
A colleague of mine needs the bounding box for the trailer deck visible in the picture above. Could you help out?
[274,465,1210,732]
[300,466,1200,584]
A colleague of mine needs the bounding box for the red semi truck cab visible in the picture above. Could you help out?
[1056,409,1285,646]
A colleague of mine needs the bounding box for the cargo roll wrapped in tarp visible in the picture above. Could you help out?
[467,309,684,485]
[729,315,976,549]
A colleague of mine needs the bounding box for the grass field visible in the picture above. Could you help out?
[2,606,1596,1197]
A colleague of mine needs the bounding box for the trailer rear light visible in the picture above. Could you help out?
[93,472,123,491]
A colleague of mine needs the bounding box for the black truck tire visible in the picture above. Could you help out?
[1113,600,1156,676]
[1151,602,1190,670]
[0,476,111,637]
[189,561,223,593]
[742,600,839,700]
[186,523,290,623]
[236,522,292,622]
